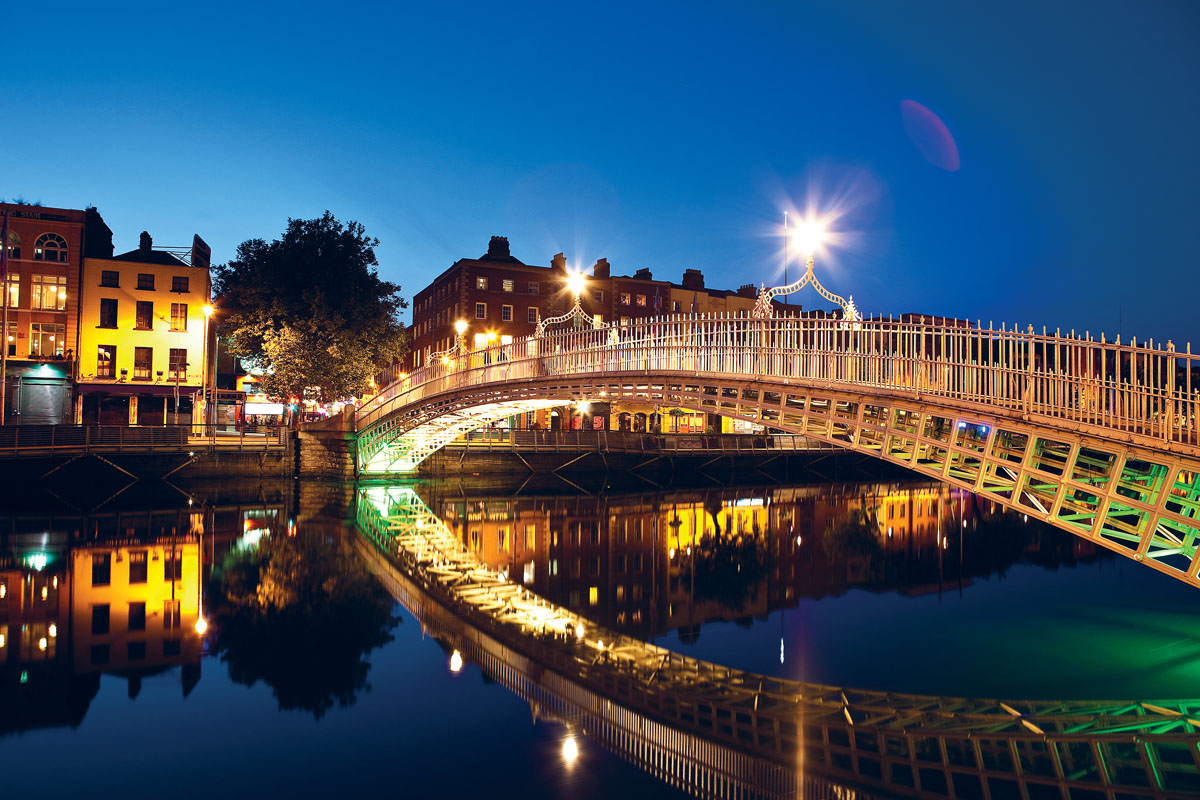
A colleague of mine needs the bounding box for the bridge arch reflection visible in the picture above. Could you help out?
[356,485,1200,800]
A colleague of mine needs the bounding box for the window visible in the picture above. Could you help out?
[636,294,647,307]
[133,347,152,381]
[129,552,147,584]
[171,275,189,293]
[31,274,67,310]
[135,300,153,330]
[620,293,631,305]
[5,322,14,357]
[91,553,111,586]
[127,642,146,660]
[589,586,599,606]
[168,349,187,381]
[476,276,488,290]
[164,550,183,582]
[96,345,116,378]
[475,302,486,319]
[163,600,181,630]
[5,274,18,308]
[100,270,120,288]
[524,524,536,549]
[672,301,681,313]
[502,279,514,292]
[592,290,603,303]
[3,230,19,260]
[527,282,539,295]
[498,528,508,551]
[170,302,187,331]
[501,304,512,322]
[128,601,146,631]
[98,298,118,328]
[34,233,67,262]
[91,604,110,635]
[136,273,155,290]
[30,323,65,356]
[527,307,538,323]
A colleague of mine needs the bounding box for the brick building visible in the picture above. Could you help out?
[406,235,801,371]
[1,203,113,424]
[404,236,810,432]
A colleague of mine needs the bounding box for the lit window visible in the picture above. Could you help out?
[30,274,67,310]
[523,561,535,583]
[636,294,647,307]
[501,304,512,322]
[96,345,116,378]
[476,276,488,290]
[33,233,67,263]
[475,302,486,319]
[527,307,538,323]
[170,302,188,331]
[29,323,65,357]
[620,293,630,305]
[588,586,599,606]
[502,279,514,292]
[4,274,16,308]
[168,348,187,380]
[498,528,508,551]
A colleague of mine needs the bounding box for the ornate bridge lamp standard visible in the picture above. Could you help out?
[752,218,861,322]
[431,319,470,367]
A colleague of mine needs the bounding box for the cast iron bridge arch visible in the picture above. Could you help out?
[356,315,1200,589]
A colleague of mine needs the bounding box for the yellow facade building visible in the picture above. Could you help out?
[71,538,203,674]
[76,232,212,425]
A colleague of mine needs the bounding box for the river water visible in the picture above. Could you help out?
[2,471,1197,798]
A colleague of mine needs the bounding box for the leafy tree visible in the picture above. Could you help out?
[213,212,407,401]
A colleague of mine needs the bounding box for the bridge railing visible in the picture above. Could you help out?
[0,424,289,456]
[359,314,1200,451]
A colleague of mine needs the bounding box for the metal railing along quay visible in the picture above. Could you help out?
[0,424,289,457]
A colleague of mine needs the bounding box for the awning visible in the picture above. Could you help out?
[76,383,202,397]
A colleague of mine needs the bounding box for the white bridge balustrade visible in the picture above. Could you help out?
[356,314,1200,588]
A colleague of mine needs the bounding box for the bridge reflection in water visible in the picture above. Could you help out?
[357,485,1200,800]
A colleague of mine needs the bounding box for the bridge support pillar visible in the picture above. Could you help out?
[297,413,357,480]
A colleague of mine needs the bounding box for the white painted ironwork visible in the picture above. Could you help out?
[753,253,860,320]
[357,314,1200,587]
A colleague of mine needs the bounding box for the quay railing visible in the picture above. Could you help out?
[360,314,1200,453]
[0,424,290,457]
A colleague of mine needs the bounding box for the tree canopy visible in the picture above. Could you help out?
[213,212,407,401]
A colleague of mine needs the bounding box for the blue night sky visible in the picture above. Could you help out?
[3,1,1198,343]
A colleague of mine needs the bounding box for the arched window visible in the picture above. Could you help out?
[34,233,67,263]
[3,230,18,260]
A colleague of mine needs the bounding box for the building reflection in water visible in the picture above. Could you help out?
[422,480,1105,640]
[0,496,288,735]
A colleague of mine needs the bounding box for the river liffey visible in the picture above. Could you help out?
[3,472,1198,798]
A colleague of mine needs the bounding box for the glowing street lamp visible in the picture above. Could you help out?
[566,270,587,298]
[454,319,468,351]
[755,214,858,320]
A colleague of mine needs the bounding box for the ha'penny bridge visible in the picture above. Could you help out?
[355,307,1200,590]
[355,485,1200,800]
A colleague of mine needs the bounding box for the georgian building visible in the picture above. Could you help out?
[77,232,212,425]
[0,203,114,424]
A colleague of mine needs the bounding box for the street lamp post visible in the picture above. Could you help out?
[201,303,214,428]
[754,217,860,321]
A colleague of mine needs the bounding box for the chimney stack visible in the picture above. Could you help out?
[139,231,152,252]
[592,258,610,279]
[486,235,510,259]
